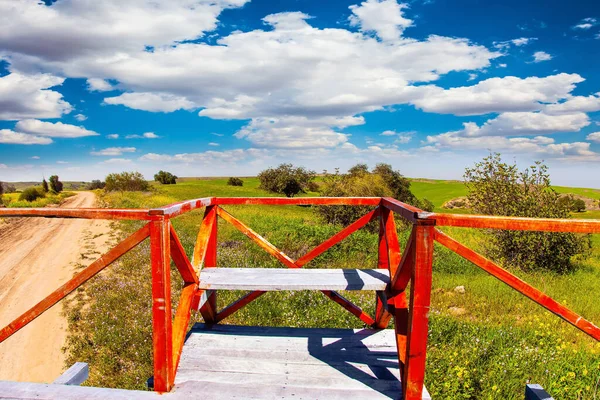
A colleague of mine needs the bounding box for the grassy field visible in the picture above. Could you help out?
[63,178,600,399]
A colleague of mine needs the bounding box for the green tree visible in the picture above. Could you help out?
[154,170,177,185]
[258,164,316,197]
[42,178,49,193]
[372,163,417,204]
[0,181,3,197]
[105,172,149,192]
[316,163,426,229]
[464,153,589,273]
[316,168,392,230]
[48,175,63,193]
[573,199,586,212]
[227,177,243,186]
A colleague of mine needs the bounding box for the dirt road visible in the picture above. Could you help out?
[0,192,113,382]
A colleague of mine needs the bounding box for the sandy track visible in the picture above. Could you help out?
[0,192,113,382]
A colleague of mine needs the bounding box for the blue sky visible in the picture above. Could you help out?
[0,0,599,186]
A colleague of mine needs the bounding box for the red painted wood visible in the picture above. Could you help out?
[391,228,415,292]
[215,291,266,322]
[380,198,423,223]
[374,291,393,329]
[392,292,409,386]
[214,197,381,206]
[322,290,375,326]
[427,213,600,233]
[296,208,379,267]
[382,209,402,277]
[374,208,400,329]
[193,206,218,323]
[0,207,153,220]
[171,282,197,376]
[192,206,217,270]
[434,228,600,340]
[152,197,213,218]
[169,226,198,284]
[0,223,150,344]
[150,219,174,392]
[403,222,434,400]
[216,206,298,269]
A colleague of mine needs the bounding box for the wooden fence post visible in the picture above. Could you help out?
[150,218,174,392]
[403,220,434,400]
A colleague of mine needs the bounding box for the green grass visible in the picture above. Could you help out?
[63,178,600,398]
[410,178,468,210]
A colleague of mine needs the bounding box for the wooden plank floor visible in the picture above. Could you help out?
[198,268,390,291]
[0,324,430,399]
[173,323,431,399]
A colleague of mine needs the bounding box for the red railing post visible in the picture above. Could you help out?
[150,218,174,392]
[402,220,434,400]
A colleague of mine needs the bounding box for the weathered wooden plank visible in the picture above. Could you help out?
[213,197,382,206]
[52,362,89,386]
[0,207,153,220]
[0,381,163,399]
[525,384,554,400]
[198,268,390,291]
[175,380,402,400]
[174,324,431,399]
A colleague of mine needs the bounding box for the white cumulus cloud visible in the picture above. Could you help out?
[348,0,413,41]
[0,73,72,120]
[91,147,137,156]
[15,119,99,138]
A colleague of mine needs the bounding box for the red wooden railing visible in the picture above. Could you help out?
[1,197,599,399]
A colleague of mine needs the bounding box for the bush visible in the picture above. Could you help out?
[105,172,150,192]
[306,181,320,193]
[464,153,589,273]
[572,199,586,212]
[316,164,423,229]
[416,198,435,212]
[154,170,177,185]
[19,187,45,202]
[87,180,106,190]
[0,181,3,197]
[227,177,244,186]
[316,167,393,230]
[49,175,63,193]
[258,164,316,197]
[42,178,49,193]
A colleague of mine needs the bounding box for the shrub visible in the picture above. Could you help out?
[154,170,177,185]
[49,175,63,193]
[19,187,45,202]
[258,164,316,197]
[227,177,244,186]
[417,198,435,212]
[316,164,423,229]
[105,172,150,192]
[42,178,49,193]
[464,153,589,273]
[572,199,586,212]
[0,181,3,197]
[372,163,417,204]
[306,181,320,193]
[87,180,106,190]
[316,167,393,230]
